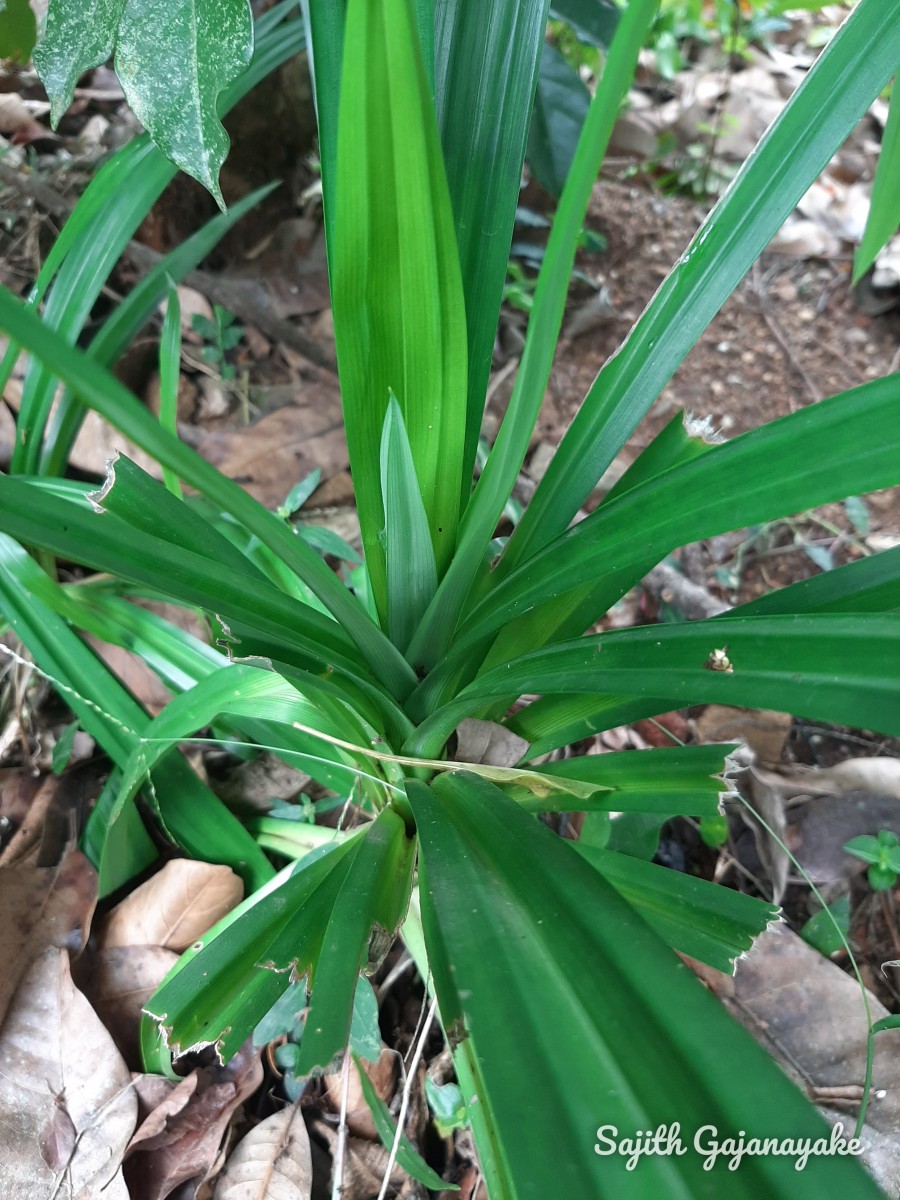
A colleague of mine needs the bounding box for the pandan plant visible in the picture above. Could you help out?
[0,0,898,1195]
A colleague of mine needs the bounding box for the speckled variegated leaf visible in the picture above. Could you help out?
[34,0,253,206]
[115,0,253,207]
[34,0,127,125]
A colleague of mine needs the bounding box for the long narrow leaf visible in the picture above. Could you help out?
[0,292,416,696]
[433,0,550,476]
[0,534,272,893]
[408,773,884,1198]
[380,396,438,651]
[331,0,468,616]
[501,0,900,569]
[42,183,278,476]
[853,76,900,284]
[297,808,415,1074]
[14,9,304,475]
[408,0,657,668]
[577,844,778,973]
[458,375,900,648]
[409,614,900,754]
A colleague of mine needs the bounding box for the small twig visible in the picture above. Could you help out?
[331,1048,353,1200]
[376,995,438,1200]
[122,241,338,374]
[643,561,727,620]
[751,260,821,409]
[376,952,414,1003]
[484,356,519,407]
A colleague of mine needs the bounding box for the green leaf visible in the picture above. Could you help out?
[853,77,900,284]
[527,42,590,198]
[800,895,850,958]
[34,0,126,126]
[280,470,322,518]
[299,0,346,268]
[0,534,272,894]
[298,808,415,1074]
[16,10,301,477]
[576,843,778,973]
[461,375,900,647]
[331,0,468,615]
[731,545,900,617]
[407,0,657,669]
[843,835,882,866]
[503,0,900,567]
[0,292,416,698]
[142,838,361,1071]
[844,495,870,536]
[354,1053,456,1190]
[158,290,184,499]
[349,976,381,1063]
[434,0,551,478]
[425,1075,468,1135]
[51,721,79,775]
[115,0,252,205]
[524,744,736,817]
[411,614,900,754]
[36,0,254,204]
[0,0,36,60]
[379,395,438,651]
[253,980,306,1045]
[549,0,618,47]
[407,772,884,1197]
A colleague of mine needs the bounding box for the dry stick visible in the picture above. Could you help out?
[375,995,439,1200]
[121,241,339,374]
[751,260,822,410]
[0,160,338,375]
[331,1047,353,1200]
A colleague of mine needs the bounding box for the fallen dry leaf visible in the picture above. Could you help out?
[693,704,792,765]
[0,946,137,1199]
[323,1046,397,1140]
[454,719,529,770]
[100,859,244,952]
[787,758,900,801]
[0,832,97,1028]
[125,1040,264,1200]
[88,945,180,1067]
[312,1116,422,1200]
[198,393,348,510]
[791,792,900,885]
[213,1104,313,1199]
[697,925,900,1196]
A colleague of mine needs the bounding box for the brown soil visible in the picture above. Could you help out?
[530,175,900,545]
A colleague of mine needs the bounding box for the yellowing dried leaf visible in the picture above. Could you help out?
[0,947,137,1198]
[100,859,243,952]
[213,1104,313,1199]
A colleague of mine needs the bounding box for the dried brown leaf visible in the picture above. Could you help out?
[100,860,243,952]
[125,1040,263,1200]
[0,837,97,1028]
[198,397,348,509]
[323,1046,397,1140]
[89,945,180,1067]
[213,1104,312,1199]
[0,946,137,1198]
